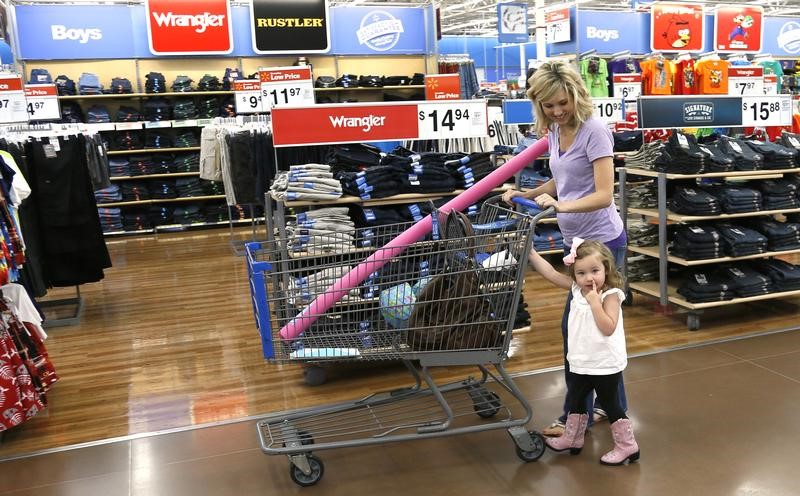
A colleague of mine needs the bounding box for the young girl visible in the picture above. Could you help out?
[528,238,640,466]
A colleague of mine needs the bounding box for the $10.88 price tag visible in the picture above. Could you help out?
[24,84,60,121]
[416,101,488,140]
[741,95,792,127]
[233,80,264,114]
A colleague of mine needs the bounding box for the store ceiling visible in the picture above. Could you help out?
[329,0,800,36]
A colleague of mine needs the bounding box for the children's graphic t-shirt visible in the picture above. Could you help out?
[695,59,730,95]
[674,58,696,95]
[640,58,674,95]
[758,59,784,92]
[580,57,609,97]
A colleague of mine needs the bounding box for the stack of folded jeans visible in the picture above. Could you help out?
[715,136,763,170]
[148,180,177,199]
[171,75,194,92]
[222,68,242,90]
[627,218,658,246]
[338,165,402,200]
[750,259,800,291]
[128,155,156,176]
[78,72,103,95]
[97,207,123,233]
[151,155,173,174]
[752,178,799,210]
[696,141,735,172]
[669,224,723,260]
[174,131,199,148]
[625,180,658,208]
[717,224,768,257]
[86,105,111,123]
[60,102,84,123]
[29,68,52,83]
[287,265,360,306]
[204,180,224,196]
[272,164,343,202]
[122,210,152,231]
[120,182,151,202]
[329,143,382,172]
[116,106,141,122]
[520,168,551,189]
[654,131,707,174]
[197,97,219,118]
[202,204,228,223]
[716,264,774,297]
[703,184,762,213]
[173,205,204,224]
[749,219,800,251]
[95,184,122,203]
[198,75,222,91]
[114,131,142,150]
[220,97,236,118]
[145,72,167,93]
[626,254,659,282]
[533,225,564,252]
[677,270,735,302]
[289,207,355,254]
[143,98,172,121]
[109,77,134,94]
[173,99,198,120]
[622,141,664,171]
[148,205,174,226]
[670,187,721,215]
[776,132,800,165]
[145,131,173,149]
[745,139,797,169]
[444,152,496,188]
[54,75,77,96]
[108,158,130,177]
[175,178,207,197]
[398,163,458,194]
[172,152,200,172]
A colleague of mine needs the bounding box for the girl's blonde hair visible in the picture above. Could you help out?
[566,240,624,290]
[526,60,594,136]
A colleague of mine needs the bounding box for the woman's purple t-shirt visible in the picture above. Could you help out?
[547,116,624,246]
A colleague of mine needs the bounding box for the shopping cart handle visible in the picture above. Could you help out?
[511,197,540,209]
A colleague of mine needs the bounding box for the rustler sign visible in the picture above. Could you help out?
[146,0,233,55]
[250,0,330,54]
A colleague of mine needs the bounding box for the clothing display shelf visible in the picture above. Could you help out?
[619,166,800,330]
[314,85,424,93]
[57,91,235,100]
[102,217,263,237]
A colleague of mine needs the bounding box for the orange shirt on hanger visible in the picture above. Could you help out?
[640,58,674,95]
[695,59,730,95]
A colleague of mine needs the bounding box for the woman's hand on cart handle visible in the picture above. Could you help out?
[502,189,527,205]
[512,196,557,219]
[511,196,540,209]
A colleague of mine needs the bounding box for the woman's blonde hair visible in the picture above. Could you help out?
[566,240,624,291]
[526,60,594,136]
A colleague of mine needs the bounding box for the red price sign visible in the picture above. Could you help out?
[258,66,315,109]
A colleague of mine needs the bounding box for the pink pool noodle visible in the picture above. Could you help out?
[279,137,549,340]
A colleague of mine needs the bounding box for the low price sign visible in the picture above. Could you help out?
[0,75,29,124]
[233,79,264,114]
[270,100,488,147]
[727,66,764,96]
[259,66,314,110]
[24,84,60,120]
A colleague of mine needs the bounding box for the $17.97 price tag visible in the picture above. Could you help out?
[416,101,488,140]
[741,95,792,127]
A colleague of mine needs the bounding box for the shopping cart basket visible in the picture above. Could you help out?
[246,196,553,486]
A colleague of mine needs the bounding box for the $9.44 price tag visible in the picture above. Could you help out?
[741,96,792,127]
[233,80,265,114]
[416,101,488,140]
[591,98,624,124]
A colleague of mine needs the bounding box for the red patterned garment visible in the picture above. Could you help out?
[0,327,45,431]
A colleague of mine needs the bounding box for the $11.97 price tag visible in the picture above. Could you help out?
[24,84,60,121]
[416,101,488,140]
[741,95,792,127]
[592,98,624,124]
[233,80,264,114]
[259,66,315,110]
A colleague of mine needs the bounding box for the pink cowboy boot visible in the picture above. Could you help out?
[600,418,640,465]
[545,413,589,455]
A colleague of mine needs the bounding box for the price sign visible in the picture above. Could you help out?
[233,79,264,114]
[612,74,642,101]
[763,74,778,95]
[592,98,624,123]
[741,95,792,127]
[728,67,764,97]
[259,66,315,110]
[23,84,60,121]
[417,101,488,140]
[0,75,29,124]
[544,8,571,44]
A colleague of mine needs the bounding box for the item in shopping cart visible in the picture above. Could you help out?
[481,250,518,270]
[379,282,416,328]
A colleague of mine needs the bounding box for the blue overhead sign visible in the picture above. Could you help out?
[329,6,429,54]
[577,11,649,55]
[762,17,800,57]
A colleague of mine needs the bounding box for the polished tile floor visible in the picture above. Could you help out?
[1,328,798,495]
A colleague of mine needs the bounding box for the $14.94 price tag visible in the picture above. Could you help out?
[591,98,624,123]
[0,75,29,124]
[741,95,792,127]
[233,80,264,114]
[416,101,488,140]
[259,66,315,110]
[24,84,60,120]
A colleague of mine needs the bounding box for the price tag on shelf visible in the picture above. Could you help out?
[23,84,60,121]
[233,79,264,114]
[763,74,778,95]
[0,75,29,124]
[259,66,314,110]
[741,95,792,127]
[115,122,143,130]
[144,120,171,129]
[592,98,624,123]
[544,8,571,44]
[612,74,641,101]
[728,67,764,97]
[416,100,488,140]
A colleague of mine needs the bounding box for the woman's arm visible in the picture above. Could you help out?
[548,156,615,213]
[502,178,557,204]
[527,249,572,290]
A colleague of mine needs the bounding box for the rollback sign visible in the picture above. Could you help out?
[146,0,233,55]
[250,0,330,54]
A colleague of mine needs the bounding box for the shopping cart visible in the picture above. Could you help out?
[246,196,553,486]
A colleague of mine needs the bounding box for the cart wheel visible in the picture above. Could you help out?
[516,431,546,462]
[289,455,324,487]
[474,391,502,418]
[687,314,700,331]
[303,366,327,387]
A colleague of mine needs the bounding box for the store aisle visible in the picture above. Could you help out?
[1,329,798,495]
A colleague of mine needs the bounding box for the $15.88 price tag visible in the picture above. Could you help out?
[416,101,488,140]
[24,84,60,121]
[233,80,264,114]
[741,95,792,127]
[592,98,624,124]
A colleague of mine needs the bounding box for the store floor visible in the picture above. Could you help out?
[1,328,799,495]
